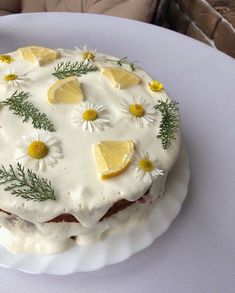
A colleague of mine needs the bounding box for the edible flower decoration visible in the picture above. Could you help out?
[133,151,164,183]
[71,101,109,132]
[121,96,156,128]
[1,68,26,87]
[75,45,96,62]
[0,54,14,64]
[16,132,62,171]
[148,80,163,92]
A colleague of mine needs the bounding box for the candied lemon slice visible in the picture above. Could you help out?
[101,67,141,89]
[18,46,60,65]
[93,140,135,179]
[48,76,84,104]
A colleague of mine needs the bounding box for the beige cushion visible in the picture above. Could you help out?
[0,0,158,22]
[0,0,20,15]
[20,0,158,22]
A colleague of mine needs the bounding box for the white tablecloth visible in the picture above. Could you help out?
[0,12,234,293]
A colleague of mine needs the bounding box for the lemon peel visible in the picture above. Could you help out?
[93,140,135,179]
[48,76,84,104]
[101,67,141,89]
[18,46,60,66]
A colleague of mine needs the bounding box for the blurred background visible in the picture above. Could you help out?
[0,0,234,58]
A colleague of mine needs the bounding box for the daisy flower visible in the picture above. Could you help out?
[75,45,96,62]
[16,132,62,171]
[71,101,109,132]
[0,54,14,64]
[1,68,26,87]
[148,80,164,92]
[121,96,156,128]
[133,151,164,183]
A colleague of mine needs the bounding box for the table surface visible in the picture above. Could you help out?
[0,12,234,293]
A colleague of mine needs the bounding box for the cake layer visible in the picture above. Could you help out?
[0,199,151,253]
[0,186,152,223]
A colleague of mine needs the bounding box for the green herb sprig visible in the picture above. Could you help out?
[52,61,99,80]
[155,99,179,150]
[106,56,137,71]
[1,91,55,132]
[0,163,56,202]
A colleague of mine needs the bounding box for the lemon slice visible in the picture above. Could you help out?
[93,140,135,179]
[18,46,60,65]
[48,76,84,104]
[101,67,141,89]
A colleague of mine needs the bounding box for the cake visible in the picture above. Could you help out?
[0,46,181,254]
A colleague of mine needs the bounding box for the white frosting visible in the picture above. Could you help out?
[0,201,153,254]
[0,48,181,253]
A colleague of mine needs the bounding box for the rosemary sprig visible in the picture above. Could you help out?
[52,61,99,80]
[106,56,137,71]
[0,163,56,202]
[154,99,179,150]
[1,91,55,132]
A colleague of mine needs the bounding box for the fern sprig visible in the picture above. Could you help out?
[52,61,99,80]
[0,163,56,202]
[155,99,179,150]
[106,56,137,71]
[1,91,55,132]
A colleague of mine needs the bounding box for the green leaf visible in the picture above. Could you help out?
[106,56,137,71]
[0,163,56,202]
[1,91,55,132]
[52,61,99,80]
[155,99,179,150]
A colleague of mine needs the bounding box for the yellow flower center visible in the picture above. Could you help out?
[149,80,163,92]
[138,158,154,172]
[0,55,12,64]
[28,141,49,159]
[4,74,18,81]
[129,104,145,117]
[83,109,98,121]
[83,51,95,60]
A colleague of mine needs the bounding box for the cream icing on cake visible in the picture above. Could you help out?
[0,46,181,254]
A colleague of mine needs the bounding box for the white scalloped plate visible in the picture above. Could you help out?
[0,145,189,275]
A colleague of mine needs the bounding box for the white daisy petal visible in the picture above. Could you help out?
[121,96,156,128]
[1,67,29,88]
[49,145,62,153]
[33,160,40,171]
[133,151,164,183]
[46,137,59,146]
[50,152,62,158]
[82,120,88,130]
[18,156,31,166]
[16,141,27,149]
[88,121,93,132]
[71,101,109,132]
[136,118,144,128]
[45,156,57,166]
[38,159,46,171]
[16,152,29,160]
[95,104,105,112]
[15,131,62,171]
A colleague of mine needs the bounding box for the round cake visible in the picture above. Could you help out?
[0,46,181,254]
